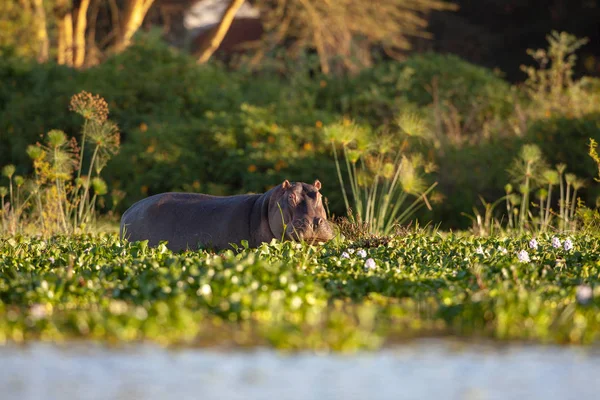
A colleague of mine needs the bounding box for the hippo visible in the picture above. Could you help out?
[119,180,335,252]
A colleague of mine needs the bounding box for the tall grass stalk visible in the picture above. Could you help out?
[325,119,437,235]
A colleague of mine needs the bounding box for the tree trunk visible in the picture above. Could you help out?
[64,11,74,66]
[85,0,101,66]
[55,0,74,66]
[32,0,49,62]
[113,0,155,53]
[74,0,91,67]
[195,0,246,64]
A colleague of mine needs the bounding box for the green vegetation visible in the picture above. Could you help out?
[0,232,598,350]
[2,31,599,230]
[1,92,120,236]
[1,30,600,351]
[325,119,438,235]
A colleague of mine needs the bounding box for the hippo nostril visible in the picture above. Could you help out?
[314,217,324,227]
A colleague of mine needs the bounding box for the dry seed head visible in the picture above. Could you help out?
[0,187,7,197]
[69,91,109,123]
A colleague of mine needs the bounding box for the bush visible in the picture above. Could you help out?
[524,113,600,205]
[2,34,598,230]
[425,137,524,229]
[315,53,516,141]
[0,57,79,170]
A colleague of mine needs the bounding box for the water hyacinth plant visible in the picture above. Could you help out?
[1,232,599,348]
[324,117,437,235]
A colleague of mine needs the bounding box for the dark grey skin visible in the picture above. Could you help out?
[120,180,335,252]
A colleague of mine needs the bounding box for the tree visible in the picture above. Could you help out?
[195,0,246,63]
[253,0,457,74]
[113,0,157,53]
[0,0,157,67]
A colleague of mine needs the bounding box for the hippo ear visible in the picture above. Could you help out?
[282,180,291,190]
[313,179,321,191]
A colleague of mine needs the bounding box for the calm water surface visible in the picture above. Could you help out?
[1,339,599,400]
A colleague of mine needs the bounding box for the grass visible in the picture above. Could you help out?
[0,231,599,351]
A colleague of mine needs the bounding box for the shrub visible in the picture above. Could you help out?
[316,53,516,142]
[524,113,600,206]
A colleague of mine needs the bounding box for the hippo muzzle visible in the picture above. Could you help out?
[285,216,335,243]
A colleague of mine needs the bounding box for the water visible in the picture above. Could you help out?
[1,339,599,400]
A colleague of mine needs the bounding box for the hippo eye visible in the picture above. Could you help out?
[289,193,298,205]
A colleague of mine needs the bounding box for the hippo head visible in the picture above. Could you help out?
[268,179,335,244]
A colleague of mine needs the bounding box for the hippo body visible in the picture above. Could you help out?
[120,180,334,251]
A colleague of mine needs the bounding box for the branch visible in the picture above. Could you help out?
[74,0,92,67]
[195,0,246,64]
[113,0,156,53]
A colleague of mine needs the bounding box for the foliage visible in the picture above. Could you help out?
[0,233,599,349]
[1,32,600,231]
[464,142,590,235]
[521,31,600,119]
[0,91,119,236]
[253,0,456,74]
[325,119,437,234]
[316,52,516,141]
[0,1,42,60]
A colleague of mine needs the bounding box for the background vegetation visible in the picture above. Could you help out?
[2,30,600,230]
[2,1,600,351]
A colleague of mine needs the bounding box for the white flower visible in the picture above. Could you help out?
[198,284,212,296]
[551,237,561,249]
[341,252,350,259]
[564,239,573,251]
[348,248,355,254]
[576,285,593,305]
[517,250,530,263]
[364,258,376,270]
[529,238,538,250]
[498,246,508,254]
[475,246,485,255]
[49,257,55,264]
[29,304,48,321]
[357,249,367,258]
